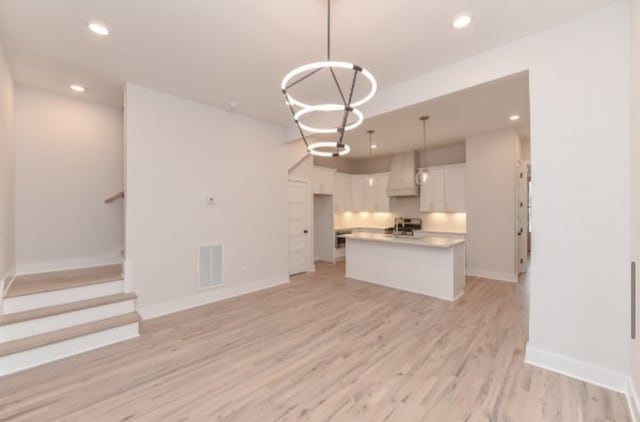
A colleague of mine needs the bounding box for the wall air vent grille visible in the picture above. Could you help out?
[198,244,222,289]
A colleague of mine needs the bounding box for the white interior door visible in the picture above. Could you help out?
[288,179,310,275]
[517,162,529,274]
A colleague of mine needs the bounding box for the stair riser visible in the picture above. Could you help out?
[0,323,139,377]
[3,281,124,314]
[0,300,135,342]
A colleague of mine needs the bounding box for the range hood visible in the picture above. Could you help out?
[387,151,419,197]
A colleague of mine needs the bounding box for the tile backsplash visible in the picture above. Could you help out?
[334,196,466,233]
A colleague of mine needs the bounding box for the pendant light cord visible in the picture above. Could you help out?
[420,116,430,166]
[420,115,429,155]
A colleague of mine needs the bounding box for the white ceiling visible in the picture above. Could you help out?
[320,71,530,158]
[0,0,614,126]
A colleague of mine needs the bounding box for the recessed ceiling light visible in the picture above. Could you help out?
[452,14,472,29]
[70,84,86,92]
[371,144,378,149]
[509,114,521,121]
[88,22,110,36]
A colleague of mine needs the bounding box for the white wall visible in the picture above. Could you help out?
[630,0,640,409]
[465,130,519,282]
[520,138,531,162]
[419,142,465,167]
[313,195,334,261]
[125,84,292,318]
[14,86,124,273]
[0,42,15,290]
[314,155,393,174]
[336,2,630,391]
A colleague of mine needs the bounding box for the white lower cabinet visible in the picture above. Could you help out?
[420,164,466,212]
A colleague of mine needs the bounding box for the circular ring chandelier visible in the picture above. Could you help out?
[306,141,351,157]
[294,105,364,134]
[281,0,377,158]
[281,61,377,109]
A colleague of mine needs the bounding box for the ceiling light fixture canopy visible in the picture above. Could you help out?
[416,116,430,186]
[281,0,376,157]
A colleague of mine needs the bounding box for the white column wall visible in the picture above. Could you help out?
[303,2,631,389]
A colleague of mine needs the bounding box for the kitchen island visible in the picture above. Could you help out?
[344,232,465,301]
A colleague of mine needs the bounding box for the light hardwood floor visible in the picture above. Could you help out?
[4,264,122,297]
[0,262,630,421]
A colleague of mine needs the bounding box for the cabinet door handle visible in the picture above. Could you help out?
[632,262,636,339]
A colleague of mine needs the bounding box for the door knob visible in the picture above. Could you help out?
[303,230,308,234]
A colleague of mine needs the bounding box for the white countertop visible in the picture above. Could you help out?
[344,232,465,248]
[335,227,466,236]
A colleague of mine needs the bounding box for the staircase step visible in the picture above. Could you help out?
[0,293,137,326]
[0,312,140,357]
[4,264,123,298]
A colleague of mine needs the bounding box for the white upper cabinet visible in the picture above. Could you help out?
[334,173,352,212]
[313,166,336,195]
[420,167,445,212]
[350,175,367,211]
[373,173,390,212]
[420,164,465,212]
[337,172,390,212]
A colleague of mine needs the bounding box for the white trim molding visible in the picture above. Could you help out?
[138,275,289,320]
[525,342,629,394]
[2,266,17,295]
[628,377,640,422]
[466,268,518,283]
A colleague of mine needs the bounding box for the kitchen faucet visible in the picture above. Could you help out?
[394,217,402,237]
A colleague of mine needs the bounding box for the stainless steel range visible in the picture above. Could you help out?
[384,217,422,237]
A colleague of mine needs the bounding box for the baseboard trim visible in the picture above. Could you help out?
[525,342,629,394]
[628,376,640,422]
[466,268,518,283]
[2,267,16,296]
[138,275,289,320]
[452,291,465,302]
